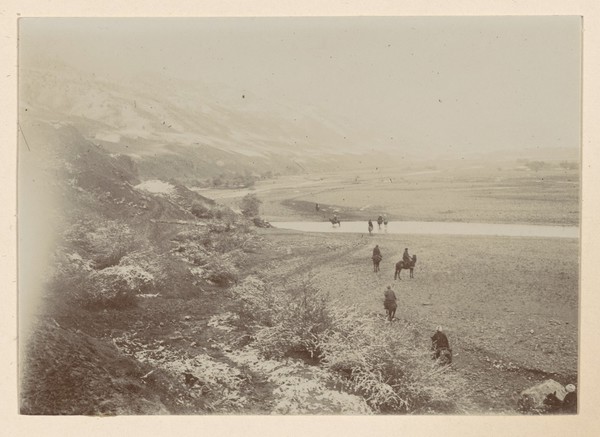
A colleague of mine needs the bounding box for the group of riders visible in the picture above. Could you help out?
[320,204,389,234]
[368,215,388,234]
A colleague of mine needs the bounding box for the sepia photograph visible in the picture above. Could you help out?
[16,15,582,419]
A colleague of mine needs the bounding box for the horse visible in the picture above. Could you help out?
[329,217,341,227]
[372,254,382,272]
[394,255,417,280]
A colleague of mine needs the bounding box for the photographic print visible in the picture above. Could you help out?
[18,16,580,416]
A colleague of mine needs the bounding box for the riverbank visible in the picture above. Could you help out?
[269,220,579,238]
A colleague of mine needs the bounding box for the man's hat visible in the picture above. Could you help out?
[566,384,576,392]
[436,326,443,332]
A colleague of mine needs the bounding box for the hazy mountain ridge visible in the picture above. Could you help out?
[19,61,579,186]
[19,63,369,157]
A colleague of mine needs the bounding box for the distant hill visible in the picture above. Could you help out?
[19,62,390,184]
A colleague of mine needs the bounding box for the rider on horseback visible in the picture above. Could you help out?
[373,244,382,259]
[431,326,452,363]
[403,248,412,265]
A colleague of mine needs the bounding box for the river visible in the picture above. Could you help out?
[270,220,578,238]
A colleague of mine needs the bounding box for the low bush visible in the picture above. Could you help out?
[191,202,212,219]
[63,219,143,270]
[253,282,332,360]
[230,276,281,328]
[233,278,470,414]
[190,256,239,287]
[319,307,467,413]
[240,193,261,218]
[52,219,165,309]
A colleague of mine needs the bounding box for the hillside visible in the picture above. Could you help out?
[18,118,253,414]
[19,62,391,185]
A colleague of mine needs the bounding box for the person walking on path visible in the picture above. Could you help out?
[383,285,397,321]
[372,245,382,272]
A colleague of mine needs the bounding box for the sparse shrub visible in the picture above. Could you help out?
[64,219,142,270]
[240,193,261,219]
[190,256,239,286]
[236,279,470,414]
[231,276,282,327]
[191,202,212,219]
[254,282,332,360]
[321,308,469,413]
[52,219,164,309]
[171,226,260,267]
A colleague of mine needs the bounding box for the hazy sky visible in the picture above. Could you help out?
[19,16,582,154]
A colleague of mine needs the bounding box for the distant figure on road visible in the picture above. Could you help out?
[377,215,384,230]
[368,220,374,235]
[315,203,320,212]
[383,285,397,321]
[403,248,411,264]
[372,245,382,272]
[330,214,341,227]
[431,326,452,364]
[383,215,388,230]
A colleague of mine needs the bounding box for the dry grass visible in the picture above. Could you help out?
[231,277,471,413]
